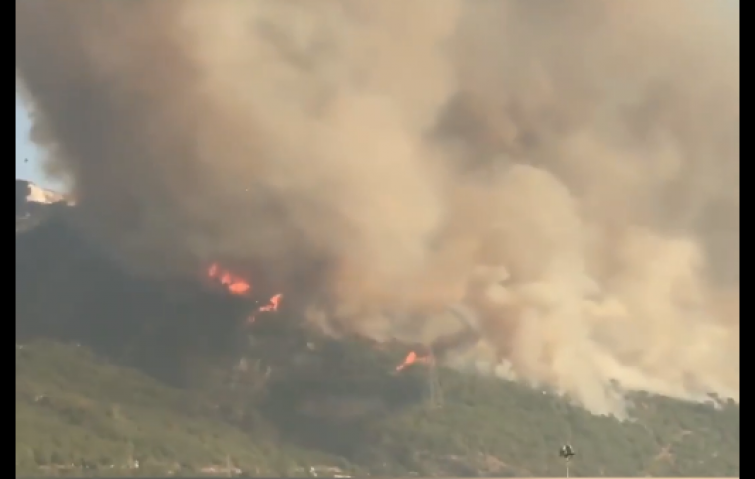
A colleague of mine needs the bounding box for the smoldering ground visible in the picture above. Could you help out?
[16,0,739,415]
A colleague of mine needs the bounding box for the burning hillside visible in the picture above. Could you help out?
[15,200,427,395]
[16,0,739,415]
[14,200,740,477]
[205,262,283,323]
[16,202,273,383]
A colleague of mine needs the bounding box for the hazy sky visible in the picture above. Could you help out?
[14,0,738,192]
[16,97,50,187]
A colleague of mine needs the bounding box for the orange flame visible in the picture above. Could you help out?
[206,262,284,325]
[248,293,284,323]
[207,263,251,296]
[259,293,283,312]
[395,350,433,372]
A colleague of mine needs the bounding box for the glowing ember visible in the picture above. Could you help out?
[395,350,433,372]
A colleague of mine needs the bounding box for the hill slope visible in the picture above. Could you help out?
[16,207,740,477]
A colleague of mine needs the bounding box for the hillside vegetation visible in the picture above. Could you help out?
[16,210,740,477]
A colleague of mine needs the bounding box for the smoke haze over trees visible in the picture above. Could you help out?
[16,0,739,416]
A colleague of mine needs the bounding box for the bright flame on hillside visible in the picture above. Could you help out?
[207,263,251,295]
[395,350,434,372]
[206,262,284,324]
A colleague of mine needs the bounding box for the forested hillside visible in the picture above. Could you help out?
[16,210,740,477]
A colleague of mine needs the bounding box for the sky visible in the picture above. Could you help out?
[13,0,738,193]
[16,98,43,185]
[16,96,66,191]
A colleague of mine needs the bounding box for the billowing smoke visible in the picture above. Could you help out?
[16,0,739,415]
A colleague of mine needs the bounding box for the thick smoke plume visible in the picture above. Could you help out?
[16,0,739,414]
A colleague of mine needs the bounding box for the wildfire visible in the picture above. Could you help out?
[206,262,284,324]
[248,293,283,324]
[395,350,434,372]
[207,263,251,295]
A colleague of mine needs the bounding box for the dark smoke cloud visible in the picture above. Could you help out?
[16,0,739,414]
